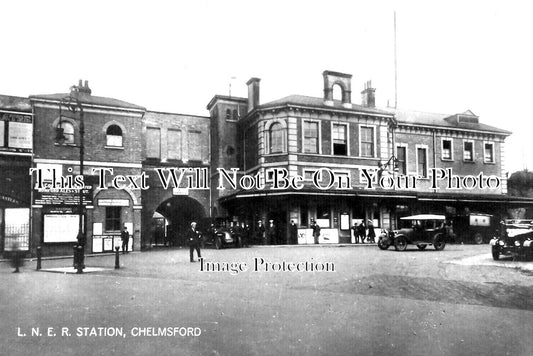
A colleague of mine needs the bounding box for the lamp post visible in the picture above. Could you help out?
[57,85,85,273]
[378,155,399,175]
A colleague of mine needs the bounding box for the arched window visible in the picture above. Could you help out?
[106,124,123,147]
[58,121,75,144]
[232,109,238,120]
[332,83,343,101]
[269,123,285,153]
[225,109,231,120]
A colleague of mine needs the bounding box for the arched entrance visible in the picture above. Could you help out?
[151,196,205,247]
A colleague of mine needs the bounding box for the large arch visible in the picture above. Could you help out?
[151,196,206,246]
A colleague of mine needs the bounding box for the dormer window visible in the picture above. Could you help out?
[106,125,123,147]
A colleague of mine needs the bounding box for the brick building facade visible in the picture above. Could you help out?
[30,81,145,256]
[208,70,517,245]
[141,110,210,248]
[0,71,528,256]
[0,95,33,255]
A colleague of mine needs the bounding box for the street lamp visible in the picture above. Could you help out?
[378,155,399,174]
[57,85,85,273]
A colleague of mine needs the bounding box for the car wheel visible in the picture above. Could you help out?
[377,238,390,250]
[215,237,222,250]
[492,246,500,260]
[474,233,484,245]
[433,234,446,251]
[394,236,407,251]
[417,244,427,250]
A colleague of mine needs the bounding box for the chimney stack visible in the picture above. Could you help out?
[247,78,261,113]
[361,81,375,107]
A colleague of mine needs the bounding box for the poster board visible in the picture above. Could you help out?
[43,214,79,243]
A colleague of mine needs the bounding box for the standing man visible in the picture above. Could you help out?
[267,220,276,245]
[121,225,130,254]
[289,220,298,244]
[256,220,266,245]
[350,222,358,243]
[367,220,376,243]
[187,222,202,262]
[357,222,366,244]
[311,219,321,244]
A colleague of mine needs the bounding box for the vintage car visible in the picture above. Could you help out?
[489,220,533,260]
[378,214,448,251]
[452,213,496,244]
[202,225,244,249]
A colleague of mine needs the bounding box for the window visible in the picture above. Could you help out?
[463,141,474,162]
[167,129,182,160]
[232,109,238,120]
[269,123,284,153]
[360,126,375,157]
[58,121,75,144]
[484,142,494,163]
[303,121,319,153]
[396,146,407,175]
[146,127,161,159]
[332,124,347,156]
[105,207,121,231]
[441,139,452,160]
[189,131,203,161]
[417,147,427,178]
[225,109,231,120]
[106,125,123,147]
[0,120,5,146]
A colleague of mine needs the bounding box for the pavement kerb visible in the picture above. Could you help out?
[0,243,377,263]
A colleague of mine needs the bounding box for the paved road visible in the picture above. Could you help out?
[1,244,532,356]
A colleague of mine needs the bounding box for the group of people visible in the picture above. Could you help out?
[255,219,286,245]
[184,218,378,263]
[351,220,376,244]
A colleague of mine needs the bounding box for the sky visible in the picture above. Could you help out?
[1,0,532,173]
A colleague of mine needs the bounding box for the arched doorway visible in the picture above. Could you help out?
[151,196,205,247]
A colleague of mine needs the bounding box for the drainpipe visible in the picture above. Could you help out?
[433,130,437,193]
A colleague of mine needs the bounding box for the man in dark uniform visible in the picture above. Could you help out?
[187,222,202,262]
[256,220,266,245]
[289,220,298,244]
[311,219,320,244]
[267,219,276,245]
[367,220,376,243]
[121,225,130,253]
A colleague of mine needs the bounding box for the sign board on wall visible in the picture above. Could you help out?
[0,113,32,153]
[297,228,339,244]
[92,235,133,253]
[43,214,79,243]
[98,199,129,206]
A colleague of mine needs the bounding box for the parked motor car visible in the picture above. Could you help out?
[452,213,496,244]
[489,220,533,260]
[379,214,448,251]
[202,225,243,249]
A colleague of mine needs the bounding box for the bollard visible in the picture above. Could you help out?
[73,245,78,269]
[36,246,42,270]
[115,246,120,269]
[73,245,84,274]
